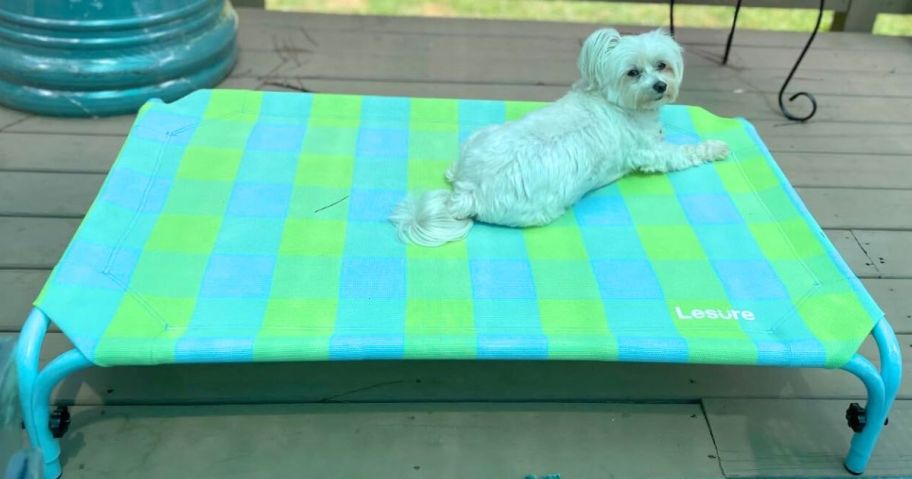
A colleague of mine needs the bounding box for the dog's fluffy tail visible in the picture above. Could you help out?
[390,190,474,247]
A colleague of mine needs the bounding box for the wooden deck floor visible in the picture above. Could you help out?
[2,8,911,478]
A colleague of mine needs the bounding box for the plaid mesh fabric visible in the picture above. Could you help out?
[35,90,882,368]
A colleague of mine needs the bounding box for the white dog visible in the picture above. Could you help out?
[391,28,730,247]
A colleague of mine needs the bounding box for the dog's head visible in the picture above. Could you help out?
[577,28,683,110]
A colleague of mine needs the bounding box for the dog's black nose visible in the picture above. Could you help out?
[653,81,668,93]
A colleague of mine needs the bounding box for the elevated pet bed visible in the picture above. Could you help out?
[17,90,901,478]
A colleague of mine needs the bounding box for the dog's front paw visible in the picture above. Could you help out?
[699,140,730,162]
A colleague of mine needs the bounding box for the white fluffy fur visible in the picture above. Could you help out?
[391,28,730,247]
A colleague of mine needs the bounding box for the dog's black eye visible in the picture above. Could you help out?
[627,69,640,78]
[657,62,667,70]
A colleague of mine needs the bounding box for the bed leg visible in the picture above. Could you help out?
[16,308,93,479]
[841,318,902,475]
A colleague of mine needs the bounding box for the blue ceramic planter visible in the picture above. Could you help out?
[0,0,238,116]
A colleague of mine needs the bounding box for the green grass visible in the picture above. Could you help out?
[267,0,911,36]
[877,13,912,35]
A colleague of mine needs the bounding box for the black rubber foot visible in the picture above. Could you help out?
[49,405,71,438]
[844,463,863,476]
[846,402,866,433]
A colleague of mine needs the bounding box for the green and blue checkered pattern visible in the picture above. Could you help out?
[35,89,882,368]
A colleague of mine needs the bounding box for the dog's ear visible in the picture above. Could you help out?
[578,28,621,90]
[649,28,685,82]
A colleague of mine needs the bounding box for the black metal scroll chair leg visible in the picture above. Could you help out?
[669,0,675,37]
[722,0,744,65]
[779,0,825,121]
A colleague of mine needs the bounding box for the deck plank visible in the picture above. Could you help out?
[237,9,912,51]
[6,114,135,136]
[240,21,911,97]
[236,26,912,73]
[0,172,101,217]
[775,153,912,189]
[796,188,912,230]
[825,230,880,278]
[58,403,723,479]
[0,106,29,131]
[853,230,912,279]
[0,270,47,331]
[11,332,909,405]
[705,399,912,477]
[752,122,912,156]
[229,19,912,104]
[863,279,912,332]
[0,133,123,173]
[0,218,79,269]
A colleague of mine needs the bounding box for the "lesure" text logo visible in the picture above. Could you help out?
[674,306,755,321]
